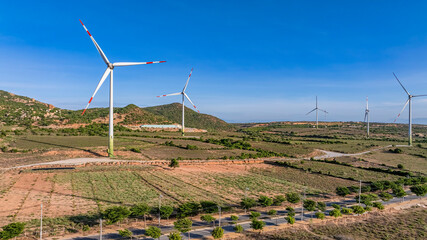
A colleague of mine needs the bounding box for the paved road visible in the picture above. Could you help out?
[66,193,425,240]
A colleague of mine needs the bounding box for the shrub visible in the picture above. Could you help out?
[286,216,295,224]
[160,206,174,219]
[351,205,365,214]
[200,201,218,213]
[186,144,198,150]
[286,192,300,203]
[317,202,326,211]
[336,187,351,196]
[389,148,402,153]
[315,212,325,220]
[397,164,404,169]
[169,159,179,168]
[103,206,131,224]
[82,225,90,232]
[341,208,353,214]
[146,226,161,239]
[258,195,273,207]
[129,147,141,153]
[230,215,239,223]
[250,211,261,219]
[267,210,277,216]
[378,192,393,201]
[250,219,266,231]
[410,184,427,196]
[168,232,182,240]
[364,206,372,211]
[0,222,25,240]
[240,198,256,210]
[118,229,133,238]
[373,202,384,210]
[200,214,216,226]
[234,224,244,233]
[392,186,407,198]
[332,204,341,209]
[329,209,342,218]
[361,185,371,193]
[174,218,193,235]
[211,227,224,239]
[177,202,201,218]
[273,195,286,206]
[303,200,317,211]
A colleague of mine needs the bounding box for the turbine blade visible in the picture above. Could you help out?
[393,72,410,96]
[319,109,328,114]
[183,93,199,113]
[156,92,182,97]
[113,61,166,67]
[413,94,427,97]
[393,99,410,123]
[183,68,193,92]
[306,108,316,115]
[81,68,111,115]
[366,96,369,110]
[364,112,368,122]
[79,20,110,65]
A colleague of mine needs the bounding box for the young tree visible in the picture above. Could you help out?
[0,222,25,240]
[200,201,218,213]
[169,159,179,168]
[118,229,133,239]
[174,218,193,240]
[250,219,265,234]
[160,206,174,220]
[249,211,261,219]
[240,198,256,212]
[286,192,300,203]
[303,200,316,212]
[286,216,295,224]
[146,226,162,240]
[393,186,407,198]
[329,209,342,218]
[234,225,243,233]
[168,232,182,240]
[341,208,353,214]
[410,184,427,196]
[177,202,201,218]
[258,195,273,207]
[286,207,295,217]
[315,212,325,220]
[273,195,286,206]
[200,214,216,227]
[316,202,326,211]
[336,187,351,196]
[211,227,224,239]
[130,204,151,227]
[230,215,239,225]
[351,205,365,215]
[104,206,131,225]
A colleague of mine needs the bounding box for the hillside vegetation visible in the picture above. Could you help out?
[0,90,233,131]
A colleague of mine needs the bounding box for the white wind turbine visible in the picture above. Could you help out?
[393,72,427,146]
[306,96,328,129]
[157,68,199,136]
[364,97,370,137]
[79,20,166,157]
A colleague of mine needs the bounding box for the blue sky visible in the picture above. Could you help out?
[1,1,427,123]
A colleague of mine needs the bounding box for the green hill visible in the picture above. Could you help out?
[144,103,234,131]
[0,90,233,131]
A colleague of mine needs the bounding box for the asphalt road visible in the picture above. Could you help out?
[66,192,425,240]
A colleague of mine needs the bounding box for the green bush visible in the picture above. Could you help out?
[332,204,341,209]
[250,219,266,231]
[240,198,256,210]
[378,192,393,201]
[316,202,326,211]
[267,210,277,216]
[129,147,141,153]
[410,184,427,196]
[336,186,351,196]
[234,224,244,233]
[146,226,161,239]
[373,202,384,210]
[315,212,325,220]
[329,209,342,218]
[0,222,25,240]
[211,227,224,239]
[341,208,353,214]
[160,206,174,219]
[389,148,402,153]
[258,195,273,207]
[177,202,201,218]
[351,205,365,214]
[186,144,198,150]
[303,199,317,211]
[273,195,286,206]
[286,216,295,224]
[168,232,182,240]
[397,164,404,169]
[200,201,218,213]
[230,215,239,223]
[174,218,192,234]
[169,159,180,168]
[200,214,216,226]
[118,229,133,238]
[103,206,131,224]
[250,211,261,219]
[286,192,301,203]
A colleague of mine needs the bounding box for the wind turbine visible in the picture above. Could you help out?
[157,68,199,136]
[364,97,370,137]
[79,20,166,157]
[306,96,328,129]
[393,73,427,146]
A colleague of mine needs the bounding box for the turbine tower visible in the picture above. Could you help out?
[157,68,199,136]
[79,20,166,157]
[393,73,427,146]
[306,96,328,129]
[364,97,370,137]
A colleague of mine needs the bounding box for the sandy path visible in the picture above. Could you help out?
[313,145,409,159]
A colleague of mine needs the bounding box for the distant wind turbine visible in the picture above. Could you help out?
[393,73,427,146]
[364,97,370,137]
[306,96,328,129]
[79,20,166,157]
[157,68,199,136]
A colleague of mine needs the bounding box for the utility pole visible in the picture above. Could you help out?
[99,218,103,240]
[158,194,163,226]
[218,206,221,227]
[40,203,43,240]
[358,180,362,206]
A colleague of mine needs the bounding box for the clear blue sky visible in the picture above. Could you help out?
[1,0,427,123]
